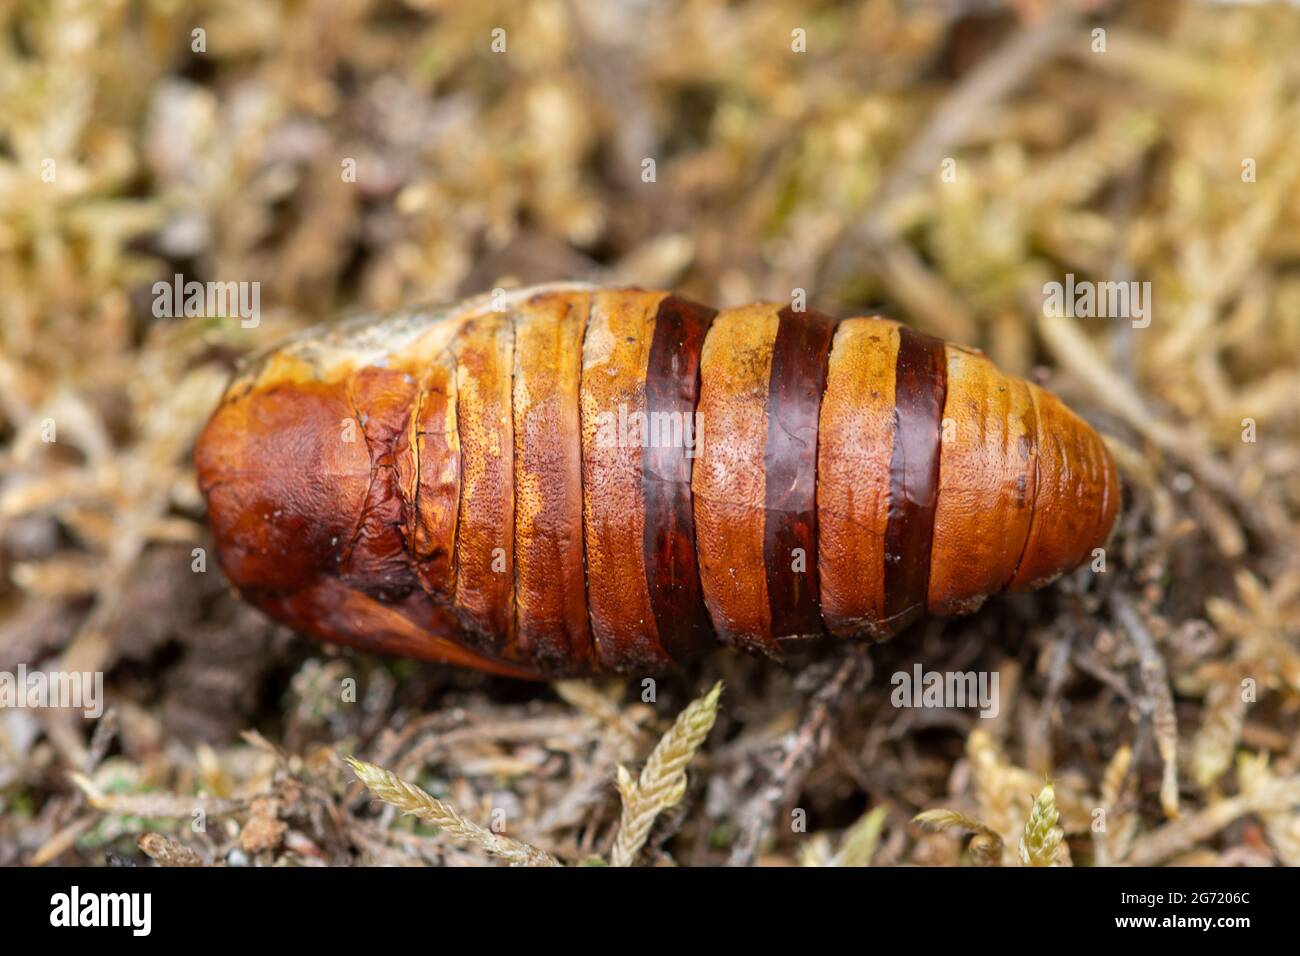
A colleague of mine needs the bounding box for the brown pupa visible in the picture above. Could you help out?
[195,284,1119,679]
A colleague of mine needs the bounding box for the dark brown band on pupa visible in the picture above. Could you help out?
[881,326,948,630]
[764,306,837,640]
[642,295,717,664]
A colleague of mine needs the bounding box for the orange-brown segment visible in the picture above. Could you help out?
[340,365,421,600]
[452,313,517,652]
[927,345,1038,616]
[1008,384,1114,591]
[816,318,900,639]
[692,303,781,655]
[580,288,672,671]
[512,291,595,673]
[399,354,460,598]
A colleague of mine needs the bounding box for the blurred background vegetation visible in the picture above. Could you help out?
[1,0,1298,866]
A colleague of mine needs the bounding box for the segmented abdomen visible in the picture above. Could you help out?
[195,284,1119,679]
